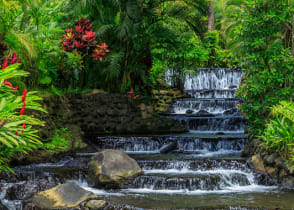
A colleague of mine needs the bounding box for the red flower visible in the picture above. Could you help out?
[65,28,73,33]
[15,131,18,136]
[97,43,109,52]
[75,25,84,33]
[83,30,95,41]
[2,58,8,69]
[20,102,26,115]
[74,40,83,48]
[91,49,105,61]
[85,23,92,30]
[127,88,139,99]
[3,81,18,90]
[11,52,17,64]
[22,88,27,102]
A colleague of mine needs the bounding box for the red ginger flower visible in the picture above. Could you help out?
[2,58,8,69]
[22,88,27,102]
[20,102,26,115]
[11,52,17,64]
[3,81,18,90]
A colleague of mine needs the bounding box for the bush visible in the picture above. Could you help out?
[261,101,294,163]
[0,64,46,172]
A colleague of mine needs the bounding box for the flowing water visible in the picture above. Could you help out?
[1,68,294,209]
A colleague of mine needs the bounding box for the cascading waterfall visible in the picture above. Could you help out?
[171,98,239,114]
[2,68,291,209]
[78,68,277,201]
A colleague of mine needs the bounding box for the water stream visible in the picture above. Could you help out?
[1,68,294,209]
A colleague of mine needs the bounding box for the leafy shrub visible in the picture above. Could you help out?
[0,64,46,172]
[43,128,70,153]
[261,101,294,163]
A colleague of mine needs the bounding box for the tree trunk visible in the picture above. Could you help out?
[208,0,214,31]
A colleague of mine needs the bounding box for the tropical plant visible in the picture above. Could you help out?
[236,0,294,134]
[0,64,46,172]
[261,101,294,163]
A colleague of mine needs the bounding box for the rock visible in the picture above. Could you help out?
[6,179,57,201]
[215,132,226,135]
[87,150,142,187]
[254,171,275,185]
[263,153,278,166]
[251,154,266,172]
[86,200,107,210]
[195,110,214,117]
[288,166,294,175]
[0,201,9,210]
[185,109,194,114]
[229,85,238,89]
[223,108,238,115]
[30,182,97,209]
[160,142,178,153]
[281,176,294,189]
[265,167,277,174]
[84,89,106,96]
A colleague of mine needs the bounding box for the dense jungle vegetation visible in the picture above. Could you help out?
[0,0,294,171]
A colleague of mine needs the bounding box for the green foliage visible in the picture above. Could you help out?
[261,101,294,164]
[0,64,46,172]
[236,0,294,134]
[43,128,70,153]
[0,0,244,94]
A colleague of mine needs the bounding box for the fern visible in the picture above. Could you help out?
[271,101,294,123]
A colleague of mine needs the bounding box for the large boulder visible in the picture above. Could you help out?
[30,182,97,209]
[87,149,142,188]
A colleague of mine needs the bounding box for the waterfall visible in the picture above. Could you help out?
[2,68,286,210]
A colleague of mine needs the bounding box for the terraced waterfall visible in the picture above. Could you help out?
[2,68,294,209]
[77,68,291,208]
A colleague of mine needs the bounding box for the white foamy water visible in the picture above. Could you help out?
[76,179,277,196]
[183,69,243,91]
[121,185,277,195]
[143,169,251,175]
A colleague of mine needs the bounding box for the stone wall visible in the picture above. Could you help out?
[39,89,187,141]
[242,136,294,189]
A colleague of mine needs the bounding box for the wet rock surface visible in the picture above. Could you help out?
[159,141,178,153]
[29,182,97,209]
[87,150,142,188]
[86,200,107,210]
[243,137,294,189]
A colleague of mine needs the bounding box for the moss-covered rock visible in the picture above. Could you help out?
[30,182,97,209]
[87,150,142,188]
